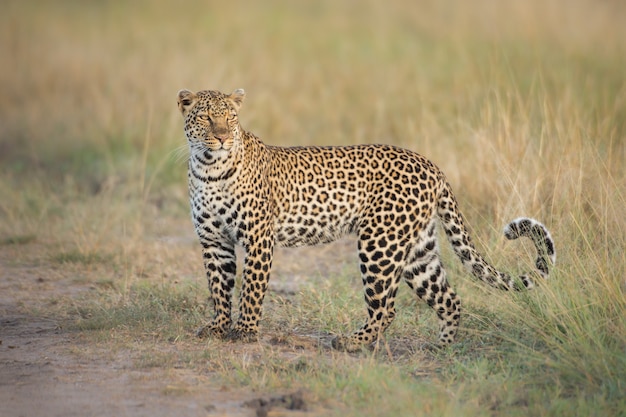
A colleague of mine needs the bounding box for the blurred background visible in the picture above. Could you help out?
[2,0,624,185]
[0,0,624,266]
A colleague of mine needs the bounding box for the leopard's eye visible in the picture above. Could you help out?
[198,114,210,121]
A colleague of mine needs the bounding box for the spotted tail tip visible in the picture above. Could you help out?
[503,217,556,269]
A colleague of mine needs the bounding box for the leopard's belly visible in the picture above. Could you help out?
[273,200,359,247]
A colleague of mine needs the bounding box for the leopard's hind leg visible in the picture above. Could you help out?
[402,220,461,347]
[331,232,407,352]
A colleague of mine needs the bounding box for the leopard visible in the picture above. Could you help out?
[177,88,556,352]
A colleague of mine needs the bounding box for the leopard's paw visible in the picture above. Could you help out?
[195,322,229,339]
[226,326,259,343]
[330,335,365,353]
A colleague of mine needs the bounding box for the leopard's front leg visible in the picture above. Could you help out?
[196,241,237,339]
[228,233,274,342]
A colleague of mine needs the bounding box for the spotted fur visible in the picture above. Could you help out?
[177,88,556,351]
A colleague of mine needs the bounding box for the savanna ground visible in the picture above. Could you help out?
[1,1,625,416]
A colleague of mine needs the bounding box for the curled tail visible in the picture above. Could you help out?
[503,217,556,280]
[437,181,556,290]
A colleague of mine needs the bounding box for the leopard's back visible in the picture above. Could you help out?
[267,144,440,247]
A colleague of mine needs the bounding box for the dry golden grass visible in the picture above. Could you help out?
[1,0,625,416]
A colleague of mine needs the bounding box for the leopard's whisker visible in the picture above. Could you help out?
[169,144,190,166]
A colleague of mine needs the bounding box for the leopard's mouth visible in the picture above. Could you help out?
[188,140,231,156]
[212,142,233,151]
[201,139,232,151]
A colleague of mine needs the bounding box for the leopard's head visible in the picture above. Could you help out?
[177,89,245,152]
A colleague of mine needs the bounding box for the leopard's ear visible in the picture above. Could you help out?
[177,89,197,116]
[229,88,245,111]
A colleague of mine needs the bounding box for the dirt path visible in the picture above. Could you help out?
[1,312,268,417]
[0,239,353,417]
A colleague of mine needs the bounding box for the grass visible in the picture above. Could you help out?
[1,0,625,415]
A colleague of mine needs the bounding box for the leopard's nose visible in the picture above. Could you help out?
[215,132,229,143]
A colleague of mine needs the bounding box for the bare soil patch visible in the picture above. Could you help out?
[0,238,343,417]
